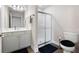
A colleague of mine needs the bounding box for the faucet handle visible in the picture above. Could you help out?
[0,33,4,37]
[0,34,2,37]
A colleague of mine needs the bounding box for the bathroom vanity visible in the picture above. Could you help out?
[2,30,31,53]
[0,5,33,53]
[0,34,2,52]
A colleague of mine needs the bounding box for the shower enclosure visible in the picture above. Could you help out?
[37,11,52,48]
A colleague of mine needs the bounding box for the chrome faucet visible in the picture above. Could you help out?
[14,26,16,30]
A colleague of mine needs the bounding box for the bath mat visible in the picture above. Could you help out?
[39,44,58,53]
[12,48,28,53]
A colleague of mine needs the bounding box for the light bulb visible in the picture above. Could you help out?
[9,5,25,11]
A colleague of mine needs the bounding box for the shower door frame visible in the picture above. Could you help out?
[37,11,52,47]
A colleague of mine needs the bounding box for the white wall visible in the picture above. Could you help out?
[31,6,38,52]
[1,6,9,31]
[44,5,79,45]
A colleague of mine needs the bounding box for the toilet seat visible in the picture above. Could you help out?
[60,40,75,52]
[60,40,75,47]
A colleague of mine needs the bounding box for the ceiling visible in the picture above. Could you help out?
[0,5,51,10]
[38,5,51,10]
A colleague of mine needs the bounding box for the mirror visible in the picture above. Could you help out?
[9,9,25,28]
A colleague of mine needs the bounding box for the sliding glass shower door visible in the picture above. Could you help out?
[37,12,52,46]
[45,14,52,42]
[37,13,45,45]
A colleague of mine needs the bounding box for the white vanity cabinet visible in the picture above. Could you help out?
[0,37,2,52]
[2,32,19,53]
[19,31,31,48]
[2,31,31,53]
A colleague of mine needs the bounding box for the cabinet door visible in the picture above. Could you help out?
[19,31,31,49]
[0,37,2,52]
[2,33,19,53]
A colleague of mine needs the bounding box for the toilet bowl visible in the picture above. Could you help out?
[60,40,75,53]
[60,32,78,53]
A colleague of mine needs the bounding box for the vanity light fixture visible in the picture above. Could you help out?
[9,5,25,11]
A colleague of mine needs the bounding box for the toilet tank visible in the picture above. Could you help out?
[63,32,78,43]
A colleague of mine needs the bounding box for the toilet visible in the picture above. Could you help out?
[60,32,78,53]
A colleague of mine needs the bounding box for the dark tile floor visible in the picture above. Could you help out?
[11,48,28,53]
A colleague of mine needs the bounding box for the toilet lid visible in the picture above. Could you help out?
[60,40,75,47]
